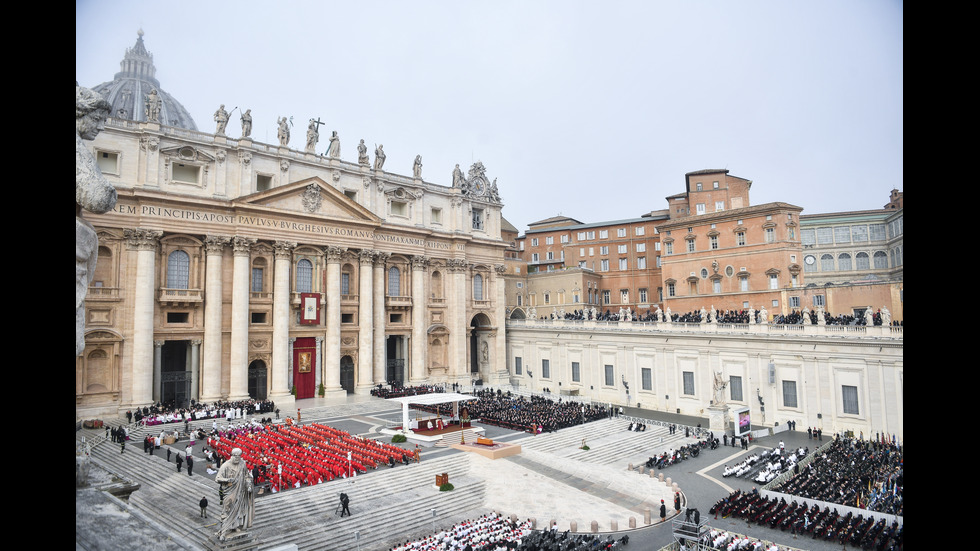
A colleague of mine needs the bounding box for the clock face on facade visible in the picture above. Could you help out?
[474,179,485,194]
[804,255,815,265]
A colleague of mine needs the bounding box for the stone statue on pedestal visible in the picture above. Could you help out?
[216,448,254,541]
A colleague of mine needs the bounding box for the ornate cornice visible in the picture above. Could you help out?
[446,258,468,272]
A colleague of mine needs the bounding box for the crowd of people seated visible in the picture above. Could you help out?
[693,529,798,551]
[371,383,446,399]
[388,512,533,551]
[390,516,630,551]
[644,436,718,470]
[709,489,902,550]
[722,446,808,483]
[206,422,411,493]
[412,388,608,434]
[126,398,277,426]
[772,436,903,515]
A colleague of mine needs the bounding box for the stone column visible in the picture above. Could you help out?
[124,228,162,406]
[447,258,468,383]
[493,264,508,382]
[324,246,345,393]
[229,236,256,400]
[373,252,389,385]
[356,249,375,394]
[410,255,429,383]
[201,235,229,402]
[270,242,296,404]
[190,339,201,401]
[153,340,164,402]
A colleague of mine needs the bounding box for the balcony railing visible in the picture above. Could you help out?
[158,287,203,303]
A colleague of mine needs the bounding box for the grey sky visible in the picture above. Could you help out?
[76,1,903,233]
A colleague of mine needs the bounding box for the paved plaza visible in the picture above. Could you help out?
[76,393,876,551]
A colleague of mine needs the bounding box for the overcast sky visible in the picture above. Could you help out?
[76,1,903,233]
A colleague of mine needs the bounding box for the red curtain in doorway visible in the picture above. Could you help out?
[293,337,317,399]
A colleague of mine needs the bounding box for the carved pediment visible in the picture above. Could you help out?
[159,145,216,163]
[238,177,381,223]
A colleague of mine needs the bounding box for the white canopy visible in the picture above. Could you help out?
[388,392,477,432]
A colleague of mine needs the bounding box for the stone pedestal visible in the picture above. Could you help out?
[708,404,731,432]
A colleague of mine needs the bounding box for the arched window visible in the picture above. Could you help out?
[473,274,483,301]
[296,259,313,293]
[167,250,190,289]
[855,252,870,270]
[820,254,835,272]
[838,253,852,271]
[388,266,401,296]
[873,251,888,270]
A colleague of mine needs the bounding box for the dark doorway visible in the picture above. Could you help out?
[340,355,355,394]
[386,336,405,386]
[161,340,191,408]
[248,360,268,400]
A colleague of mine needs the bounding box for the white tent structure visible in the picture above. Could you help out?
[387,393,478,434]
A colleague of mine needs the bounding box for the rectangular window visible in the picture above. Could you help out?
[869,224,886,241]
[816,227,834,244]
[604,365,614,386]
[560,234,569,244]
[531,238,539,246]
[635,243,646,253]
[620,289,629,303]
[683,371,695,395]
[600,246,609,255]
[600,259,609,271]
[430,207,442,224]
[589,247,594,256]
[710,235,718,250]
[515,357,522,375]
[655,242,661,251]
[599,230,609,239]
[765,227,775,243]
[391,201,407,217]
[602,290,610,304]
[542,359,550,379]
[619,258,627,270]
[546,251,554,260]
[251,267,264,293]
[172,163,202,184]
[715,201,725,211]
[782,380,798,408]
[637,256,646,269]
[801,229,815,246]
[641,368,652,391]
[740,277,749,292]
[665,242,673,255]
[587,231,595,240]
[851,225,869,242]
[472,209,484,230]
[834,226,851,243]
[667,282,675,297]
[546,236,554,245]
[790,296,800,308]
[769,274,778,290]
[572,362,581,382]
[730,376,743,402]
[341,272,350,295]
[617,228,627,237]
[618,244,627,254]
[687,240,695,252]
[842,385,859,415]
[635,227,645,236]
[578,232,586,240]
[639,288,648,302]
[736,232,746,246]
[712,279,721,293]
[579,248,585,257]
[696,203,706,215]
[97,151,120,174]
[532,253,539,262]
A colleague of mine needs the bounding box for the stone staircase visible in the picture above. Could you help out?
[81,426,490,551]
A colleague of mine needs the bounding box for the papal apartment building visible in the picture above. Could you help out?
[76,33,510,418]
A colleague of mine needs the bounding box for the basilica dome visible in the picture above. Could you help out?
[90,30,198,130]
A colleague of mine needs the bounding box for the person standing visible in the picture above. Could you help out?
[167,447,172,462]
[660,500,667,523]
[340,493,351,517]
[674,492,681,515]
[200,496,209,518]
[187,454,195,476]
[176,453,183,473]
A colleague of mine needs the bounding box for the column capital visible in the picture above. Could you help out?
[411,255,430,270]
[232,235,257,255]
[153,340,165,348]
[273,241,297,259]
[359,249,376,265]
[494,264,507,275]
[204,234,231,254]
[446,258,468,272]
[123,228,163,250]
[374,251,391,265]
[325,245,347,262]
